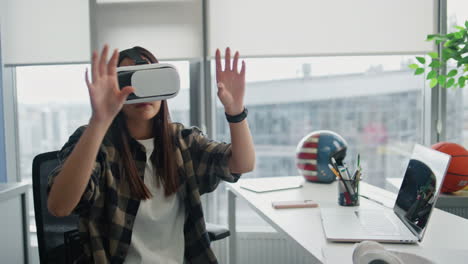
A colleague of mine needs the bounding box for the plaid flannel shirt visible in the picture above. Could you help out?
[47,122,241,263]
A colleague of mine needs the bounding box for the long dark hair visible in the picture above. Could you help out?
[112,46,178,199]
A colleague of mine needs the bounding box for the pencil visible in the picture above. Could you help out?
[328,164,341,179]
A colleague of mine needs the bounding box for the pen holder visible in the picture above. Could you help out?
[338,177,360,206]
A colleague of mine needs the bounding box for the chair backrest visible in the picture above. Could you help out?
[32,151,79,263]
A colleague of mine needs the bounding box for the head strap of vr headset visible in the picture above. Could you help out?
[118,47,148,66]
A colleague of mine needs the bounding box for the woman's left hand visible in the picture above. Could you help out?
[215,47,246,115]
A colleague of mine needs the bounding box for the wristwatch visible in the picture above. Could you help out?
[225,107,248,123]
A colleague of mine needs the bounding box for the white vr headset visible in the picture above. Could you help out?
[117,47,180,104]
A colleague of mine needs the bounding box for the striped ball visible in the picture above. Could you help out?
[296,131,348,183]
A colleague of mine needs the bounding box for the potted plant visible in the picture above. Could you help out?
[409,21,468,88]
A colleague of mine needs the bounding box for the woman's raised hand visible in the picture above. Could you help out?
[215,47,246,116]
[85,45,135,124]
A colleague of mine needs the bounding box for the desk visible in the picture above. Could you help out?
[0,182,31,264]
[227,176,468,264]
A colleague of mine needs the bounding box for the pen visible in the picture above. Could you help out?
[331,157,339,170]
[343,161,352,180]
[339,166,355,196]
[352,169,358,182]
[357,153,361,171]
[338,166,350,180]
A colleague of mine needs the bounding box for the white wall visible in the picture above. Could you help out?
[0,0,90,65]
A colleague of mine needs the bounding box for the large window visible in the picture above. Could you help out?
[446,0,468,147]
[16,60,190,246]
[211,55,425,228]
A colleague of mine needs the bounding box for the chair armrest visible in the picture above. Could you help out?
[206,222,230,241]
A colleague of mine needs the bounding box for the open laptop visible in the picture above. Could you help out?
[321,144,451,243]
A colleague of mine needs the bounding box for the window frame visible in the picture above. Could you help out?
[3,66,20,183]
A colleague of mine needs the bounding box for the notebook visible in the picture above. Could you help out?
[240,177,303,193]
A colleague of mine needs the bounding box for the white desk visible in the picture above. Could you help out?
[226,176,468,264]
[0,182,31,264]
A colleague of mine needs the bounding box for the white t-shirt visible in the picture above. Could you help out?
[125,138,185,264]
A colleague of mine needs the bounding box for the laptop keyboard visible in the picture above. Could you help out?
[355,210,402,236]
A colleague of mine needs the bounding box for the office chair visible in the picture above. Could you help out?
[33,151,229,263]
[32,151,81,263]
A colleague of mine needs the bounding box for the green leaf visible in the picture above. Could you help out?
[443,49,461,62]
[428,52,438,59]
[446,78,455,88]
[430,78,438,88]
[415,68,425,75]
[427,70,437,80]
[444,47,457,54]
[459,76,466,88]
[438,75,447,87]
[448,69,458,77]
[454,32,464,39]
[426,34,448,41]
[429,60,441,68]
[461,45,468,54]
[416,57,426,64]
[454,25,465,30]
[426,34,445,41]
[408,63,419,69]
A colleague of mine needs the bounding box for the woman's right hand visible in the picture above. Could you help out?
[85,45,135,125]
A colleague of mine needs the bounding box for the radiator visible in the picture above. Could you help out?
[211,232,316,264]
[436,194,468,220]
[438,207,468,219]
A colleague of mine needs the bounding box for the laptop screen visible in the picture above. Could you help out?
[393,144,451,240]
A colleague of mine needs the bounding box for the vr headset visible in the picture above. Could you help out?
[117,47,180,104]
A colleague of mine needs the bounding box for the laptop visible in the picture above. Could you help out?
[320,144,451,243]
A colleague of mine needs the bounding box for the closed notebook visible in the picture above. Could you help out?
[240,177,303,193]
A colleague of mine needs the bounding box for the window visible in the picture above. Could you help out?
[210,55,425,228]
[16,60,190,246]
[162,61,191,126]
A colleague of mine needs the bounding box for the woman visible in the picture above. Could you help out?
[47,45,255,263]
